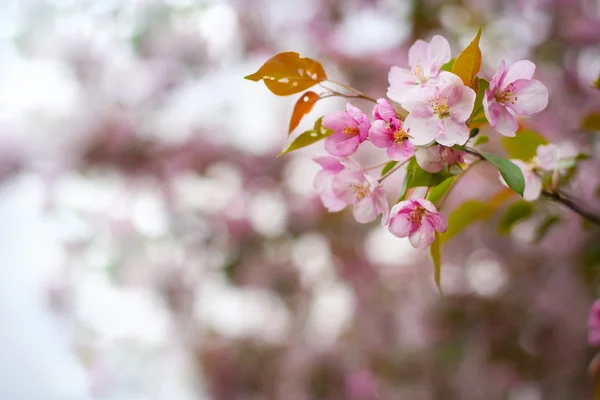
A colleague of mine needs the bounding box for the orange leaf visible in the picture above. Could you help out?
[288,91,319,134]
[452,28,482,86]
[245,52,327,96]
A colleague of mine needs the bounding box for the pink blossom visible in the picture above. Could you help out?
[388,198,447,249]
[313,155,347,211]
[323,103,370,157]
[415,145,465,173]
[403,72,476,146]
[330,163,389,224]
[483,60,549,137]
[368,98,415,162]
[534,143,559,171]
[589,300,600,346]
[387,35,451,105]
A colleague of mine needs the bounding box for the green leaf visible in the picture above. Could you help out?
[497,200,534,235]
[381,161,398,176]
[427,177,455,205]
[582,112,600,132]
[534,215,561,243]
[397,158,417,201]
[501,130,548,161]
[452,28,482,86]
[473,135,489,146]
[441,58,455,72]
[398,158,457,202]
[440,200,492,243]
[410,166,454,188]
[278,117,331,156]
[430,234,443,295]
[469,128,480,138]
[481,152,525,196]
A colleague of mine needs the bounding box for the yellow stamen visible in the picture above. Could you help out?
[494,82,518,105]
[393,129,409,143]
[343,126,360,136]
[408,205,426,225]
[429,96,450,119]
[350,183,370,201]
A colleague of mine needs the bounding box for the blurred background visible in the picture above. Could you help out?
[1,0,600,399]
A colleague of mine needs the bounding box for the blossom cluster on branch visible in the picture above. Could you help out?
[246,30,599,290]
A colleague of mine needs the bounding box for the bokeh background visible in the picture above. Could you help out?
[1,0,600,399]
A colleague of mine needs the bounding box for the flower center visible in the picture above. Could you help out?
[495,83,518,105]
[350,183,370,201]
[430,96,450,119]
[343,125,360,136]
[393,129,409,143]
[407,205,426,225]
[413,64,427,83]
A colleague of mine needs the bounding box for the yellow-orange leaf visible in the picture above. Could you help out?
[452,28,482,86]
[245,52,327,96]
[289,91,319,134]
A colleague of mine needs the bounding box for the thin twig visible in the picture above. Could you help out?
[378,158,411,184]
[542,190,600,226]
[464,147,600,227]
[326,79,379,104]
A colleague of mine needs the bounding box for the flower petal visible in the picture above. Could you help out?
[388,213,412,238]
[436,118,469,146]
[368,120,394,148]
[523,172,542,201]
[387,140,415,162]
[346,103,371,140]
[507,79,548,116]
[483,93,496,125]
[409,219,436,249]
[501,60,536,89]
[408,39,428,70]
[405,115,438,146]
[426,35,451,77]
[320,194,347,212]
[401,86,435,116]
[390,200,415,217]
[447,85,476,122]
[412,198,438,213]
[322,111,355,132]
[373,98,397,122]
[489,102,518,137]
[415,146,444,173]
[372,187,389,225]
[426,212,448,233]
[313,154,344,172]
[535,144,560,171]
[325,132,361,157]
[331,168,366,203]
[353,196,377,223]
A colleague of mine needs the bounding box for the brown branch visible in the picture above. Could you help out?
[465,147,600,227]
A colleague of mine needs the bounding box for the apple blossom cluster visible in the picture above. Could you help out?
[312,35,549,250]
